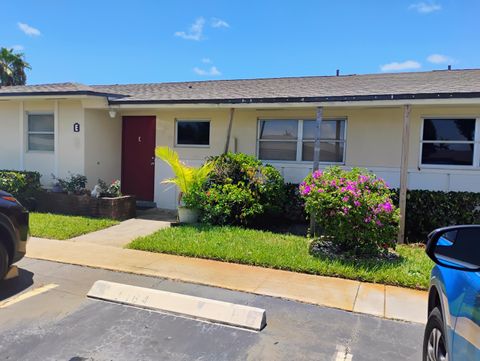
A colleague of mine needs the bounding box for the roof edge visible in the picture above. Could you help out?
[108,92,480,105]
[0,90,126,99]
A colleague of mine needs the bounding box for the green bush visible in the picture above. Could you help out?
[0,170,42,206]
[300,167,400,256]
[97,179,122,198]
[191,152,286,225]
[283,183,307,223]
[392,189,480,243]
[55,173,88,194]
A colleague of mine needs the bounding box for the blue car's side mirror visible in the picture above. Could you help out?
[426,225,480,272]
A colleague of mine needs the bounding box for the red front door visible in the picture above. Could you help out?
[121,116,156,202]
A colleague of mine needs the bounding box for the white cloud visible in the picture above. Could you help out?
[427,54,453,64]
[18,22,41,36]
[201,58,212,64]
[409,2,442,13]
[380,60,421,72]
[193,66,221,76]
[211,18,229,28]
[175,17,205,41]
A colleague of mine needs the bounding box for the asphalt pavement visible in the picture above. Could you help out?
[0,258,424,361]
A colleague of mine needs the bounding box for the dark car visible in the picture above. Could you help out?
[0,190,29,280]
[423,225,480,361]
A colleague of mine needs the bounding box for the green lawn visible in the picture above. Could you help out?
[128,225,434,290]
[30,212,119,240]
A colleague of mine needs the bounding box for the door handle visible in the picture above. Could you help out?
[138,136,142,143]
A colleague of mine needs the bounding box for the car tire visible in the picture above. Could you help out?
[423,307,448,361]
[0,241,9,280]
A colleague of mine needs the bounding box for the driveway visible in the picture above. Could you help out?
[0,258,424,361]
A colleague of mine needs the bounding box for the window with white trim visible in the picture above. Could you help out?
[27,113,54,151]
[258,119,346,162]
[421,118,479,167]
[176,120,210,146]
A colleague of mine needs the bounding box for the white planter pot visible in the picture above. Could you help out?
[178,207,199,224]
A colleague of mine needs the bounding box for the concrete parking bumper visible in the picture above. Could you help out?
[88,280,267,331]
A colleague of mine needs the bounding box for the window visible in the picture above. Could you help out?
[302,120,345,162]
[176,120,210,146]
[28,113,54,151]
[421,118,478,166]
[258,120,298,160]
[258,119,346,162]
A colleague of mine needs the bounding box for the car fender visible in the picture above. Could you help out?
[0,212,17,258]
[430,265,471,358]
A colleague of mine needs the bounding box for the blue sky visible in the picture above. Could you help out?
[1,0,477,85]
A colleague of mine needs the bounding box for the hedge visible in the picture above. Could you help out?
[282,184,480,243]
[393,190,480,243]
[0,170,42,207]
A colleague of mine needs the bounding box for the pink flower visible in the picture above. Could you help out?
[376,220,383,227]
[312,170,323,179]
[301,185,311,195]
[317,188,324,193]
[354,200,361,207]
[380,201,393,213]
[342,196,349,202]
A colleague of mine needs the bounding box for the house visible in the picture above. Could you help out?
[0,69,479,212]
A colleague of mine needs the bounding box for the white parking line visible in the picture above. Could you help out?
[334,345,353,361]
[0,283,58,308]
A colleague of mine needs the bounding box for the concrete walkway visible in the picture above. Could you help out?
[26,237,428,324]
[69,218,170,247]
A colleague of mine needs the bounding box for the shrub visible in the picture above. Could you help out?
[98,179,122,198]
[192,152,286,225]
[283,183,307,223]
[55,174,88,194]
[300,166,399,256]
[392,189,480,243]
[0,170,41,200]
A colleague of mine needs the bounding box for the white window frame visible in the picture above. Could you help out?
[174,119,211,148]
[256,118,347,164]
[419,117,480,169]
[27,112,55,152]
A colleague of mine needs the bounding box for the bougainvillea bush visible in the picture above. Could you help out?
[300,166,399,256]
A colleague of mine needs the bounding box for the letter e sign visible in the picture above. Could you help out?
[73,122,80,132]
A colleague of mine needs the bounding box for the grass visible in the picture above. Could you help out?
[30,212,119,240]
[128,225,434,290]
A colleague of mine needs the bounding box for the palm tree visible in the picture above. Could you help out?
[0,47,31,86]
[155,146,213,205]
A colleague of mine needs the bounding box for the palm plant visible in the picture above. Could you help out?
[0,47,31,86]
[155,146,213,206]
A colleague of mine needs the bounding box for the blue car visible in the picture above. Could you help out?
[423,225,480,361]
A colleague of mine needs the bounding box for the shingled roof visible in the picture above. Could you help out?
[1,69,479,104]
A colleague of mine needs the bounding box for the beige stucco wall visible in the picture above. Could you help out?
[0,99,85,186]
[57,100,85,179]
[0,101,21,170]
[84,109,122,187]
[1,98,480,209]
[121,105,480,209]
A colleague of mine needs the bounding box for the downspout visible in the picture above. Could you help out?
[223,108,235,154]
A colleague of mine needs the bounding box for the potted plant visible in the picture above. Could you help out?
[155,146,212,223]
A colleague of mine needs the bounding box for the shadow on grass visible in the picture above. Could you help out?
[308,239,406,272]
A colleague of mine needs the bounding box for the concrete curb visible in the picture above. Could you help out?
[88,280,267,331]
[26,237,428,324]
